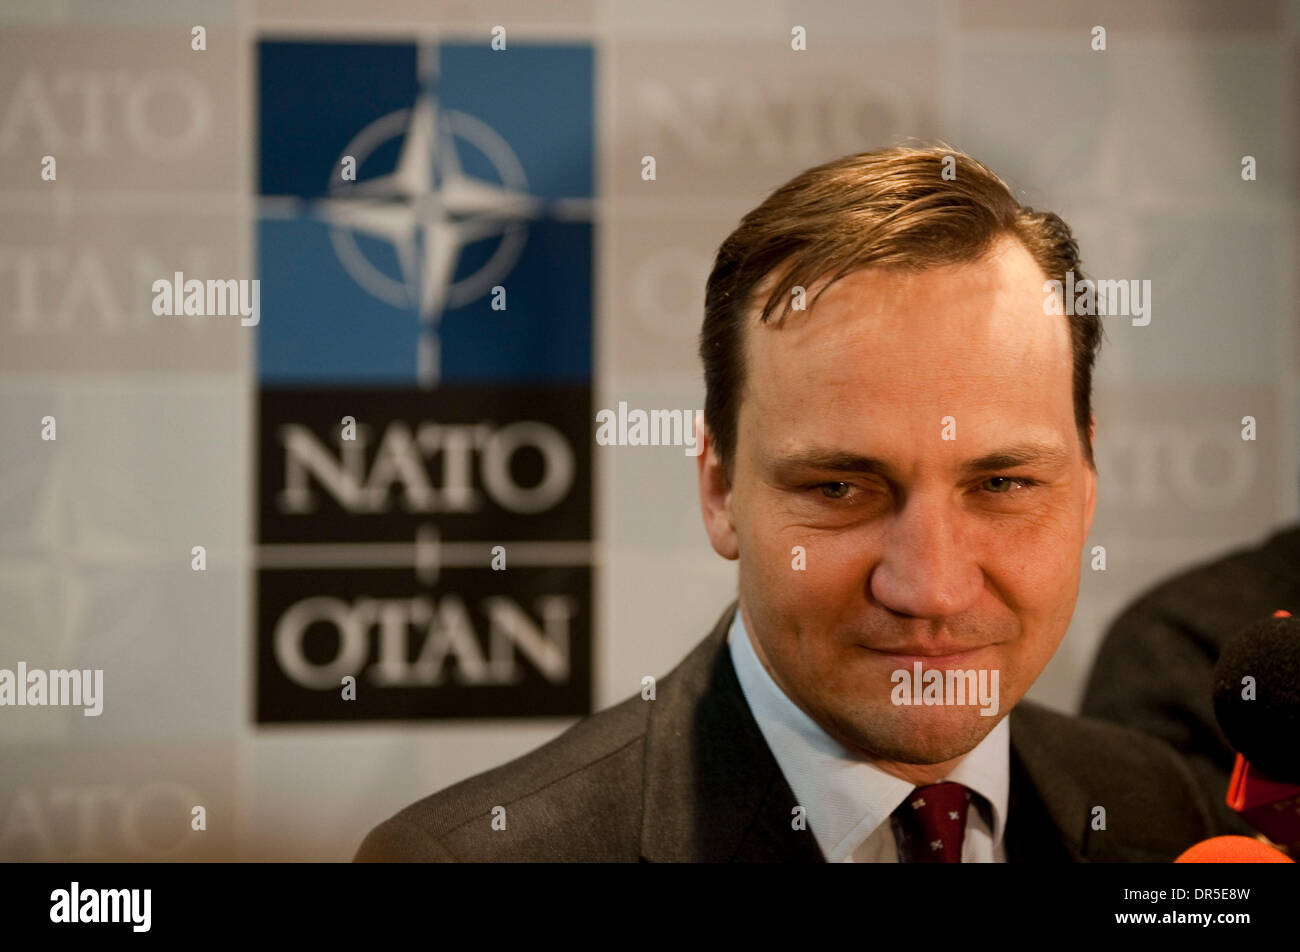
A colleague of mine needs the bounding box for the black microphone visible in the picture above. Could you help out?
[1211,610,1300,851]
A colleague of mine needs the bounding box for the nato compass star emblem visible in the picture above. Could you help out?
[261,49,591,387]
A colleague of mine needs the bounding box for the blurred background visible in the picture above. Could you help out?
[0,0,1296,860]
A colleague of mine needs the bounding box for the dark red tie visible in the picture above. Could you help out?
[891,782,971,862]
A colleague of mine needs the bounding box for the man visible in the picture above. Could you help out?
[355,145,1213,862]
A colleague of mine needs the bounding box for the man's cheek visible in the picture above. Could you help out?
[753,524,828,573]
[987,523,1069,579]
[740,513,799,564]
[773,539,870,627]
[1017,544,1078,600]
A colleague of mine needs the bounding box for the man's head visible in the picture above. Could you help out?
[696,145,1103,773]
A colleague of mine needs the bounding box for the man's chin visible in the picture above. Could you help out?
[832,704,1004,765]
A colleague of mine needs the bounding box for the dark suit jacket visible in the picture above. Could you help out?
[356,604,1214,862]
[1082,523,1300,838]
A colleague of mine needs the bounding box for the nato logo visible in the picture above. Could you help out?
[254,40,594,723]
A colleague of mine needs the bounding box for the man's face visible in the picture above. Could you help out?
[698,235,1097,765]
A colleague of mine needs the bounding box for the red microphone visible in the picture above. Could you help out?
[1176,835,1293,863]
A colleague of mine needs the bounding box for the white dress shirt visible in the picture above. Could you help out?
[727,608,1009,862]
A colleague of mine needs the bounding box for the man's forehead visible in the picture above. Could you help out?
[743,242,1069,392]
[773,249,1045,333]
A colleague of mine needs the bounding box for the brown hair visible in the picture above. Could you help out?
[700,143,1104,481]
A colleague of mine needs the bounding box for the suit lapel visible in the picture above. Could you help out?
[1008,701,1200,862]
[1005,701,1088,862]
[639,603,824,862]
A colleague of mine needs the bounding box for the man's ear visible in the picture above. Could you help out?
[696,415,740,561]
[1084,413,1098,535]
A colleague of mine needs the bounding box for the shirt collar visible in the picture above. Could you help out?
[727,606,1009,861]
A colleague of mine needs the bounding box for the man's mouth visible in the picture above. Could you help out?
[861,644,993,665]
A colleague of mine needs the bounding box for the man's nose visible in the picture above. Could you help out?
[868,496,983,619]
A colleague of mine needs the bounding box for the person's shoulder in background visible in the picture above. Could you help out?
[353,691,650,862]
[1080,523,1300,837]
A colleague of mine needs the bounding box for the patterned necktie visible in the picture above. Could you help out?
[891,782,972,862]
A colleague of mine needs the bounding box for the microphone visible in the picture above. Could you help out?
[1176,835,1294,863]
[1212,610,1300,853]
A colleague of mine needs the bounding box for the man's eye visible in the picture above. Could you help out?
[981,476,1037,494]
[818,482,853,500]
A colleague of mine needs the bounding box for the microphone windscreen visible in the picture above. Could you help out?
[1175,835,1293,863]
[1212,614,1300,783]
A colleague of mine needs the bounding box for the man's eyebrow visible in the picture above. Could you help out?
[769,441,1074,480]
[959,443,1074,474]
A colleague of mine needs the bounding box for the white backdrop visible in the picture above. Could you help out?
[0,0,1296,860]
